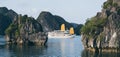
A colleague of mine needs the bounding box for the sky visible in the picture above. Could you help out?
[0,0,106,24]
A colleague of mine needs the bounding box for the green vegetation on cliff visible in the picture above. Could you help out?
[81,17,107,38]
[5,23,18,35]
[5,15,43,38]
[103,0,118,9]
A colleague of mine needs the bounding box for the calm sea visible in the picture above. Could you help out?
[0,36,120,57]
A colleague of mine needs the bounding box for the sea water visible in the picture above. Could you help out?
[0,36,120,57]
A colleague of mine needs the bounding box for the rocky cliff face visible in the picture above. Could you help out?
[81,0,120,52]
[5,15,47,45]
[0,7,18,35]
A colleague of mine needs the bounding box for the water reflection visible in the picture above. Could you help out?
[0,36,83,57]
[14,45,47,57]
[81,49,120,57]
[0,44,47,57]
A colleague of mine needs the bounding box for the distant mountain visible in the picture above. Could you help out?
[37,11,83,35]
[0,7,18,35]
[70,23,83,35]
[75,24,83,35]
[70,23,79,28]
[37,11,73,32]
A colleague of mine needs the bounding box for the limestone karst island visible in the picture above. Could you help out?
[81,0,120,53]
[0,0,120,57]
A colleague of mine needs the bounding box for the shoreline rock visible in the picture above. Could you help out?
[85,47,120,53]
[82,49,120,57]
[5,32,48,46]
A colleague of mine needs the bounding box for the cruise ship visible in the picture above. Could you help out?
[48,24,75,38]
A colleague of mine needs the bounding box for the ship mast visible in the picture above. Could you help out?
[61,24,65,32]
[69,27,74,35]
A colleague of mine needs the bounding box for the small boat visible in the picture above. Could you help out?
[48,24,75,38]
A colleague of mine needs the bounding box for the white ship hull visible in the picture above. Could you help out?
[48,34,75,38]
[48,30,75,38]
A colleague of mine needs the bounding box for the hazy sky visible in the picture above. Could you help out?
[0,0,106,24]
